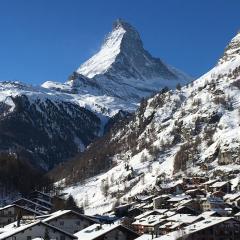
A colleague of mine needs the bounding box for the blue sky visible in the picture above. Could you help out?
[0,0,240,85]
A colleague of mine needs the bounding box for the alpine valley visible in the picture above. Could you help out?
[1,19,240,216]
[0,19,190,193]
[51,26,240,215]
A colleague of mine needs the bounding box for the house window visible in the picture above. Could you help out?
[11,237,16,240]
[76,221,80,226]
[60,221,64,226]
[27,236,32,240]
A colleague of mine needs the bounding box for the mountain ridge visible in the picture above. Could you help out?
[54,31,240,215]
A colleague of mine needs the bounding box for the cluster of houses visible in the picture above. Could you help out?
[0,191,138,240]
[112,176,240,239]
[0,176,240,239]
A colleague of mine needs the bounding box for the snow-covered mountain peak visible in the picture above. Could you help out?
[72,19,192,101]
[76,20,127,79]
[218,31,240,65]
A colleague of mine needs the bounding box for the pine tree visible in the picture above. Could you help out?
[65,194,77,210]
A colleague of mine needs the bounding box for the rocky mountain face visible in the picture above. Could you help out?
[53,32,240,215]
[43,19,191,115]
[0,82,101,170]
[74,19,191,100]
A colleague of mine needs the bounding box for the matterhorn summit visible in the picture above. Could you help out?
[71,19,192,100]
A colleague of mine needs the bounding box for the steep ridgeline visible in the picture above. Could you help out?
[0,82,100,170]
[54,32,240,215]
[43,19,191,116]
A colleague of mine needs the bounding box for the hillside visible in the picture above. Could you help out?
[54,31,240,215]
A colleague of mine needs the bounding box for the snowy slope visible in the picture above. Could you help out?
[61,31,240,215]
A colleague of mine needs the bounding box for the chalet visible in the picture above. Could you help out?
[152,195,171,209]
[165,214,203,225]
[167,195,190,207]
[159,181,183,194]
[115,203,133,217]
[74,223,139,240]
[39,210,97,234]
[13,198,51,213]
[0,204,41,227]
[126,207,144,219]
[0,220,77,240]
[224,193,240,207]
[209,181,232,193]
[134,209,168,221]
[200,197,231,215]
[175,206,198,215]
[185,188,206,198]
[176,199,201,212]
[156,217,240,240]
[183,177,208,186]
[135,195,155,204]
[159,214,203,235]
[201,179,218,192]
[29,191,52,204]
[212,190,226,198]
[132,215,167,235]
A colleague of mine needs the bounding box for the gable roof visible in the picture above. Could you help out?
[211,181,231,188]
[155,217,237,240]
[13,198,51,211]
[74,223,138,240]
[0,220,77,239]
[135,209,168,220]
[42,210,97,224]
[0,204,41,216]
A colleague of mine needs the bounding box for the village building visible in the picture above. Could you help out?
[183,177,209,186]
[175,205,198,215]
[152,195,170,209]
[134,210,168,221]
[159,181,184,195]
[0,204,41,227]
[201,179,218,192]
[209,181,232,194]
[39,210,97,234]
[132,215,167,236]
[0,220,77,240]
[159,214,203,235]
[224,193,240,207]
[175,199,201,213]
[115,203,134,217]
[74,223,139,240]
[200,197,232,216]
[156,217,240,240]
[185,188,206,198]
[167,195,190,208]
[13,198,51,214]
